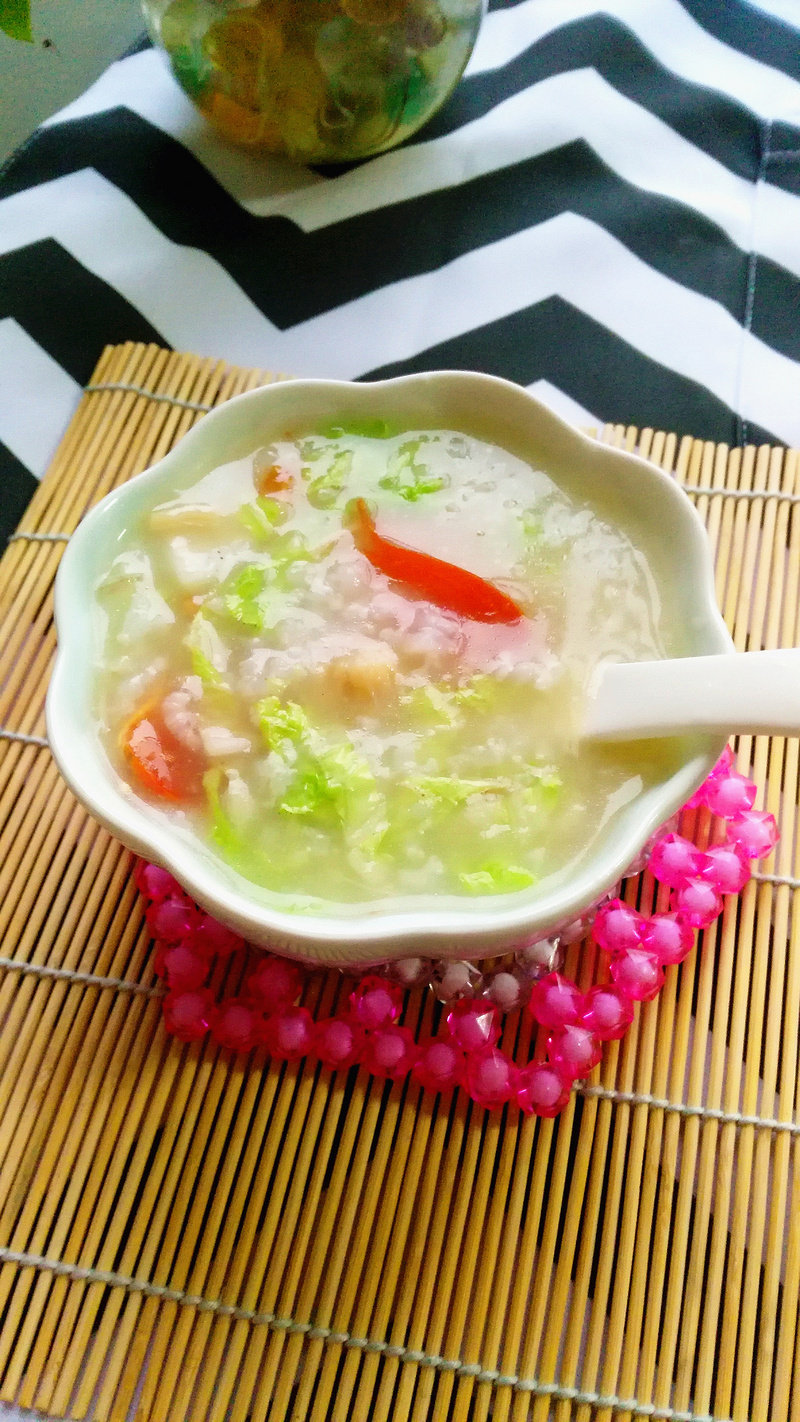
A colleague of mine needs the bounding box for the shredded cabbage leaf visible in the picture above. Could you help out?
[203,766,243,856]
[257,696,314,756]
[404,677,498,727]
[307,449,353,509]
[320,419,398,440]
[410,775,509,806]
[458,863,536,894]
[238,495,290,544]
[185,612,227,685]
[218,564,293,632]
[379,438,447,502]
[280,743,377,823]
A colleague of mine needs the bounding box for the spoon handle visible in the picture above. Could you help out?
[584,649,800,741]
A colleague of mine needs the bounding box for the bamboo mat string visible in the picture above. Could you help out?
[84,382,219,414]
[0,1247,731,1421]
[0,956,160,996]
[6,533,71,544]
[0,343,797,1422]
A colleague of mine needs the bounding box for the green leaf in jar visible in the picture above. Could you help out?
[0,0,33,42]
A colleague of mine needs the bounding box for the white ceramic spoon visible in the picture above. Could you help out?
[584,649,800,741]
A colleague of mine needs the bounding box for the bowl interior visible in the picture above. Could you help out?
[47,373,733,964]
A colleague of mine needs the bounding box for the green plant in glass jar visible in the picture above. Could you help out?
[141,0,485,163]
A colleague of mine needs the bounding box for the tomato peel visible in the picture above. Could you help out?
[122,707,205,801]
[256,462,293,498]
[349,499,523,624]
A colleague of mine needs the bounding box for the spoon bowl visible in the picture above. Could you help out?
[584,649,800,742]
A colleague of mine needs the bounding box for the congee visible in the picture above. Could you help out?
[93,422,683,908]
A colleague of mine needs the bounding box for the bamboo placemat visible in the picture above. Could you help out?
[0,341,798,1422]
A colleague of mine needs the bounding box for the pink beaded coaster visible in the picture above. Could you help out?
[136,748,777,1118]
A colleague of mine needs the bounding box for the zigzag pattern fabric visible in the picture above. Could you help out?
[1,0,799,545]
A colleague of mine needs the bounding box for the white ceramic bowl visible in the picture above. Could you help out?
[47,373,733,966]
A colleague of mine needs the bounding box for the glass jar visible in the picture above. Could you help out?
[141,0,485,164]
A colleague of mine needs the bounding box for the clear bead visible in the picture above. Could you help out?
[486,970,527,1012]
[514,937,563,979]
[624,847,650,877]
[429,959,483,1002]
[386,956,430,988]
[558,913,596,946]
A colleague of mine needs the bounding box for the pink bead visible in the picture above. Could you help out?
[189,915,244,959]
[671,878,723,928]
[486,971,527,1012]
[156,941,210,991]
[726,809,779,860]
[146,895,197,943]
[609,949,664,1001]
[313,1017,365,1070]
[640,912,695,966]
[246,956,305,1011]
[685,748,733,809]
[162,988,215,1042]
[446,999,501,1052]
[517,1061,572,1117]
[705,774,757,819]
[580,984,634,1040]
[592,899,644,953]
[547,1025,602,1079]
[684,782,709,811]
[135,861,181,902]
[349,976,403,1030]
[465,1047,518,1108]
[711,745,735,780]
[363,1025,419,1080]
[647,835,706,889]
[262,1006,314,1061]
[413,1040,465,1094]
[213,998,260,1053]
[700,843,751,894]
[528,972,584,1029]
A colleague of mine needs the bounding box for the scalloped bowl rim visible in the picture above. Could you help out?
[46,372,733,965]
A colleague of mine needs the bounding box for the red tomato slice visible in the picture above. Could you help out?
[122,707,205,801]
[349,498,524,624]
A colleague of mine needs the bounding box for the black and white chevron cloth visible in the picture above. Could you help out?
[1,0,799,546]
